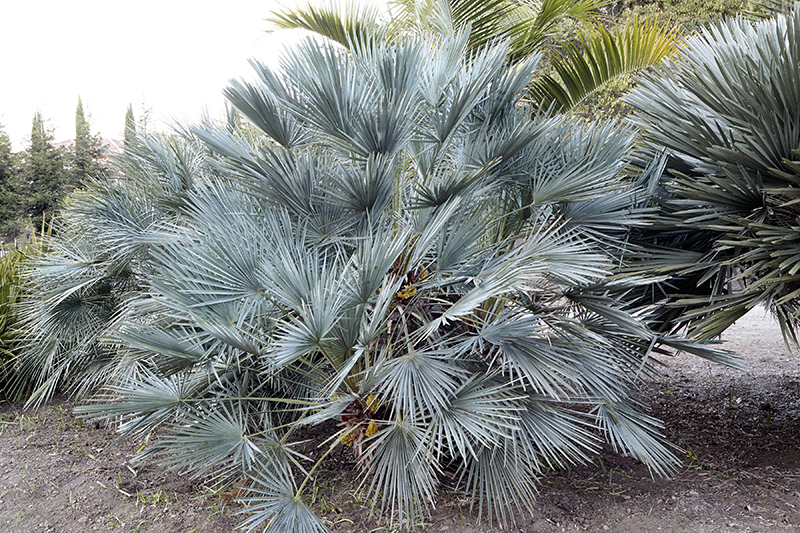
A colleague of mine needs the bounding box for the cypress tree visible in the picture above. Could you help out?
[74,97,91,179]
[124,104,136,154]
[20,112,67,229]
[72,98,106,184]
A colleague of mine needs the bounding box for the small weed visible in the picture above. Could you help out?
[311,485,335,514]
[52,404,68,431]
[726,385,742,408]
[458,503,470,527]
[133,432,152,455]
[193,489,228,520]
[95,480,132,499]
[597,458,631,485]
[150,488,170,505]
[686,448,701,466]
[135,488,171,513]
[75,446,96,460]
[107,515,124,529]
[20,474,36,494]
[15,506,29,524]
[17,413,41,433]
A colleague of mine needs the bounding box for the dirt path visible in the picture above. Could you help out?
[1,308,799,533]
[0,401,239,533]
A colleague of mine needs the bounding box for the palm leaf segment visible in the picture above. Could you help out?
[625,8,800,342]
[19,30,732,533]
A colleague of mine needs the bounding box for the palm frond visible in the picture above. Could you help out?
[239,456,328,533]
[594,401,681,478]
[75,369,203,439]
[508,0,609,60]
[532,16,680,113]
[361,419,438,526]
[459,435,539,525]
[625,8,800,339]
[265,0,386,48]
[425,377,524,461]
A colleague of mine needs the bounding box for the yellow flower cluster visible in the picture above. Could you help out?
[396,284,418,299]
[396,266,428,299]
[366,394,380,412]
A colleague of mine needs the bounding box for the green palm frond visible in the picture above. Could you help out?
[388,0,609,60]
[265,0,386,48]
[506,0,609,60]
[532,16,680,113]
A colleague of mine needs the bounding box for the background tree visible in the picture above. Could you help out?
[0,124,22,241]
[18,112,68,230]
[72,97,106,185]
[75,98,91,176]
[124,104,136,154]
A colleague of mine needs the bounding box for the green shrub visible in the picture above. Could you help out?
[626,0,752,27]
[0,247,23,381]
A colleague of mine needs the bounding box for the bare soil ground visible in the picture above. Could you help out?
[1,308,799,533]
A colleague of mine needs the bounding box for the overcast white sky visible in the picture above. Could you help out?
[0,0,353,151]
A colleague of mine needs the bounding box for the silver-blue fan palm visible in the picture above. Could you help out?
[16,29,733,532]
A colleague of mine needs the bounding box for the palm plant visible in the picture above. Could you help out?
[4,30,731,532]
[7,20,734,533]
[266,0,681,114]
[623,6,800,342]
